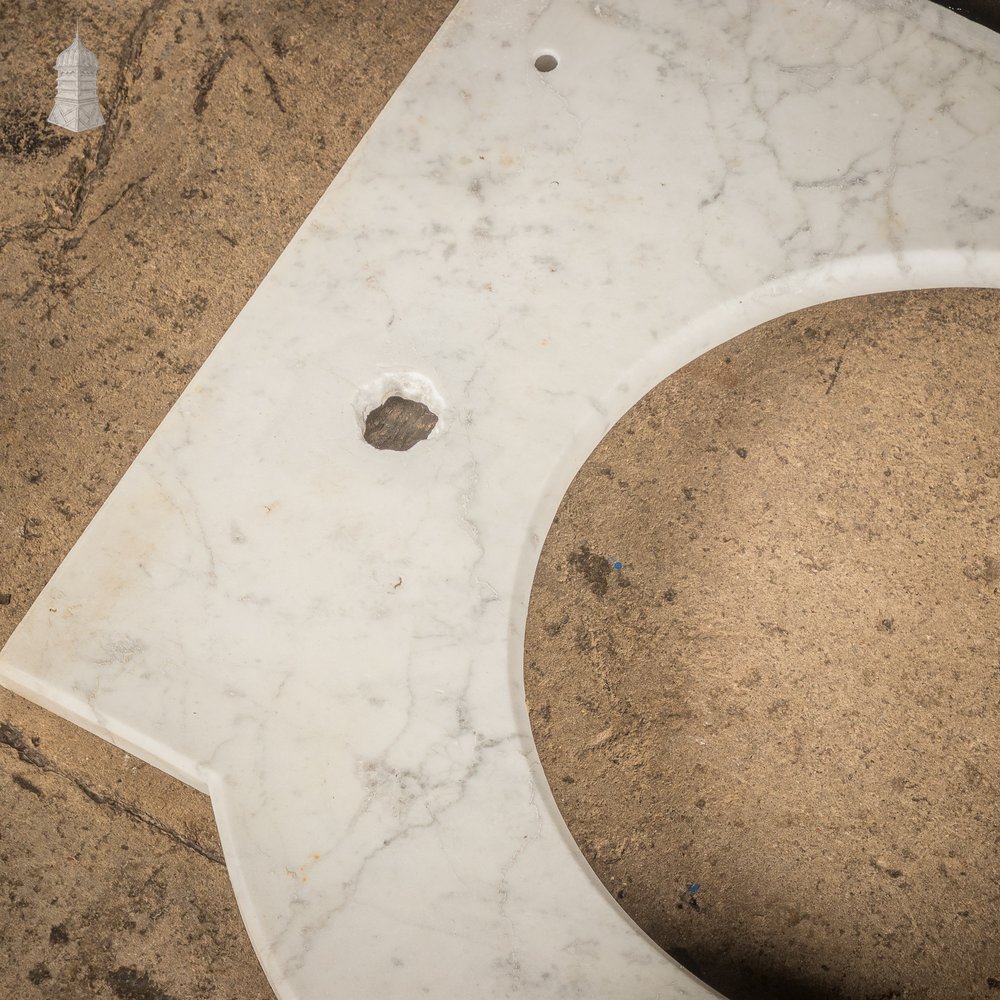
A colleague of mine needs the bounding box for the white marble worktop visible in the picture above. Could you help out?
[3,0,1000,997]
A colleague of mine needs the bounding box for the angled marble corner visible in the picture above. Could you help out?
[3,0,1000,997]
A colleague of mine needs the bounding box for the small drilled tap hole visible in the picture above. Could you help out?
[534,52,558,72]
[363,395,438,452]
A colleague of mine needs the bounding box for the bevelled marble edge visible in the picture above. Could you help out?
[878,0,1000,42]
[3,0,1000,997]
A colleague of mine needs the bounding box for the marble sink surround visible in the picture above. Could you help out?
[3,0,1000,996]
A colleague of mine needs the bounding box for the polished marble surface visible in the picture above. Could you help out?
[3,0,1000,996]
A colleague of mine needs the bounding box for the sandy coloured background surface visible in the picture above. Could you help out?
[1,4,998,1000]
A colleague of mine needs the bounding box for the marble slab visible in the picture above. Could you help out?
[3,0,1000,996]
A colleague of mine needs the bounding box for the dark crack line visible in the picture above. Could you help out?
[67,0,173,229]
[195,34,287,118]
[826,334,856,395]
[0,721,47,768]
[0,719,224,866]
[826,353,845,395]
[231,34,287,114]
[12,773,43,797]
[261,67,287,113]
[88,172,153,227]
[75,781,225,866]
[194,46,233,116]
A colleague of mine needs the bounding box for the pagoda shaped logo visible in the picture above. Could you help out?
[48,24,106,133]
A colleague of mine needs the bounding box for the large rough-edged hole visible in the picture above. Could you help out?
[525,288,1000,1000]
[363,395,438,451]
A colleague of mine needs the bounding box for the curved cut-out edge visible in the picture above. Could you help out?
[511,252,1000,988]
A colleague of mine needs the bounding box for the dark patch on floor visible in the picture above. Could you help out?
[12,772,43,797]
[107,967,178,1000]
[568,544,614,598]
[0,111,72,160]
